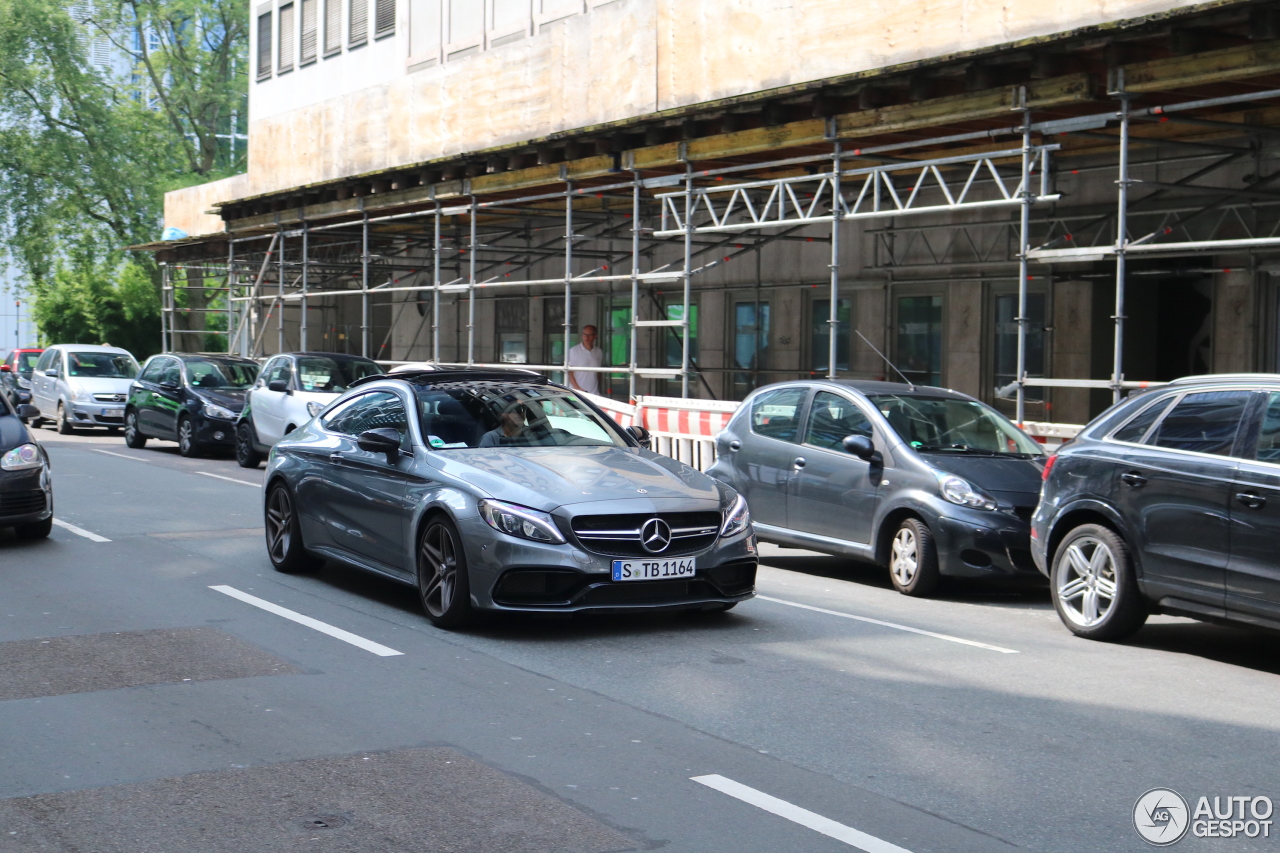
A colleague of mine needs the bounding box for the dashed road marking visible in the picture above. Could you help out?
[209,585,404,657]
[52,518,111,543]
[692,775,914,853]
[757,595,1019,654]
[197,471,261,488]
[92,449,148,462]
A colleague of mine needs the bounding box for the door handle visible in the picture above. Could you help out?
[728,440,741,452]
[1236,491,1267,510]
[329,453,344,465]
[793,456,806,469]
[1120,471,1147,488]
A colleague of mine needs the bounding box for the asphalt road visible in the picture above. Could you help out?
[2,425,1279,852]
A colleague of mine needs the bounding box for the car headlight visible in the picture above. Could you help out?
[721,493,751,537]
[1,443,43,471]
[938,474,997,511]
[478,499,565,544]
[307,401,324,418]
[70,386,92,402]
[203,402,236,420]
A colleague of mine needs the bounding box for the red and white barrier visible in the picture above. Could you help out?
[585,393,1083,469]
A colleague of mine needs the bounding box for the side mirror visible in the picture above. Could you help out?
[357,427,402,459]
[267,379,291,394]
[626,425,651,448]
[44,368,59,378]
[159,380,178,391]
[842,434,875,460]
[0,364,10,373]
[16,404,39,423]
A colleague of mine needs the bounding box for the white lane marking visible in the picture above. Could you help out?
[52,518,111,543]
[757,595,1019,654]
[92,449,149,462]
[209,585,403,657]
[692,775,914,853]
[196,471,261,488]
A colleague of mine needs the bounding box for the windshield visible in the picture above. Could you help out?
[868,394,1043,456]
[416,384,628,450]
[185,359,258,390]
[16,352,40,374]
[66,352,139,379]
[296,356,382,393]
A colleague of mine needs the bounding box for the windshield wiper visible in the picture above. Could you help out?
[914,445,1002,456]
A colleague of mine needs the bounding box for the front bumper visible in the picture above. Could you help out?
[0,467,53,526]
[457,513,758,613]
[69,401,127,427]
[933,509,1040,579]
[195,416,237,447]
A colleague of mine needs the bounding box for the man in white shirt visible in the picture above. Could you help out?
[567,325,603,395]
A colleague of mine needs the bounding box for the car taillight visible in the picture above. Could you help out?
[1042,453,1058,481]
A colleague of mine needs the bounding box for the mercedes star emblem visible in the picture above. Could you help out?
[640,517,672,554]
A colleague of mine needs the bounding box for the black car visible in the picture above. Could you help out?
[1,348,43,407]
[708,380,1046,596]
[125,353,260,457]
[0,395,52,539]
[1033,374,1280,640]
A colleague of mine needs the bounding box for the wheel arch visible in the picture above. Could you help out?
[1045,502,1136,576]
[873,504,929,566]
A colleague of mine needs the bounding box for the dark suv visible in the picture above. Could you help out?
[1033,374,1280,640]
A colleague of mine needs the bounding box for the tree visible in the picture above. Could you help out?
[0,0,246,357]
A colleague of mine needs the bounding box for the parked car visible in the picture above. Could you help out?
[29,345,140,434]
[125,353,260,457]
[262,368,757,628]
[708,380,1046,596]
[1,348,44,407]
[1034,373,1280,640]
[236,352,383,468]
[0,394,52,539]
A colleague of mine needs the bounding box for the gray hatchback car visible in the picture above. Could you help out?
[708,380,1046,596]
[263,369,757,628]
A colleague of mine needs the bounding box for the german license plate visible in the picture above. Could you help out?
[103,408,124,417]
[611,557,696,581]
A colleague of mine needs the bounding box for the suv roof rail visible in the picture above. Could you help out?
[1168,373,1280,385]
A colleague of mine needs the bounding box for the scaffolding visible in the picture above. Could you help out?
[152,57,1280,421]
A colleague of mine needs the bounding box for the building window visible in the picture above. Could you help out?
[277,3,295,72]
[300,0,318,63]
[993,292,1046,402]
[605,300,631,398]
[495,298,528,364]
[256,10,272,79]
[661,300,698,396]
[895,295,942,387]
[349,0,368,45]
[811,298,850,374]
[375,0,395,37]
[323,0,342,53]
[733,301,769,400]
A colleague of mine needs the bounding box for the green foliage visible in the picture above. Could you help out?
[0,0,246,353]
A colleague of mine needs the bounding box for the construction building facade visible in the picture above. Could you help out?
[151,0,1280,425]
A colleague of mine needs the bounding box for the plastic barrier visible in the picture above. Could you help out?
[584,393,1084,469]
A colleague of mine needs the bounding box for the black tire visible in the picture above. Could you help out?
[123,409,147,448]
[236,421,263,468]
[417,516,475,629]
[1050,523,1148,641]
[887,517,941,597]
[56,402,75,435]
[177,415,202,458]
[16,516,53,540]
[264,483,322,573]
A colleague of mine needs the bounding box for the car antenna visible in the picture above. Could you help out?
[855,330,915,389]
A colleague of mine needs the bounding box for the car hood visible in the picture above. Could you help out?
[68,377,135,395]
[0,414,32,452]
[193,389,248,411]
[923,453,1045,504]
[428,446,721,511]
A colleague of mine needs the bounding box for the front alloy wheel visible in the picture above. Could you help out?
[56,403,75,435]
[177,416,200,458]
[264,484,321,574]
[123,409,147,448]
[417,517,475,629]
[236,422,263,468]
[1051,524,1147,641]
[888,517,940,597]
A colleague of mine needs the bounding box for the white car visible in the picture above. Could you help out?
[235,352,382,467]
